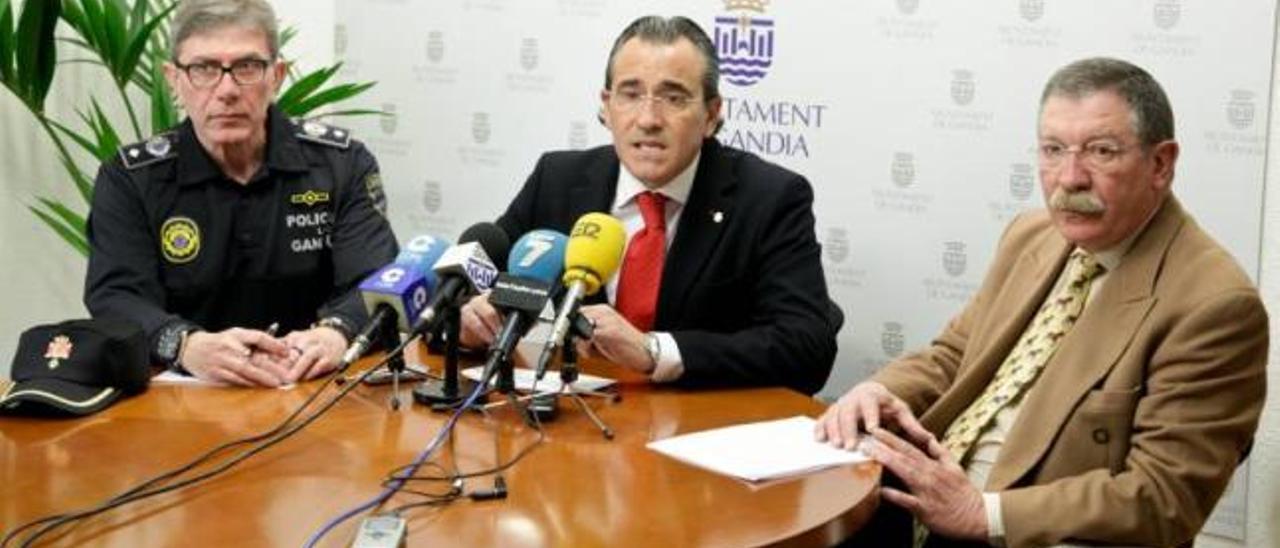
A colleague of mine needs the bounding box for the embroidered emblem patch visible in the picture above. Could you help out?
[45,335,73,369]
[160,217,201,264]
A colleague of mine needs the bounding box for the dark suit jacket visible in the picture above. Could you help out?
[875,197,1267,546]
[496,139,839,394]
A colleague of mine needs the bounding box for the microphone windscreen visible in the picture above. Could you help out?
[563,213,626,295]
[508,230,568,283]
[458,222,512,272]
[359,262,433,332]
[395,233,451,280]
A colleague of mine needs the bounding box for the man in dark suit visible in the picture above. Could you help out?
[817,58,1267,546]
[459,15,838,395]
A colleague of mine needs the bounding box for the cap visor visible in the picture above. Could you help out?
[0,377,120,416]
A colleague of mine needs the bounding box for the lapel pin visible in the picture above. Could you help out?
[712,210,724,224]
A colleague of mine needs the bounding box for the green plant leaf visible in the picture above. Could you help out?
[0,0,14,84]
[37,196,87,235]
[89,98,122,156]
[148,52,176,132]
[60,0,98,57]
[78,0,105,51]
[29,203,89,256]
[280,25,296,49]
[48,96,123,164]
[275,64,337,110]
[126,0,144,35]
[116,1,171,88]
[14,0,61,111]
[61,155,94,205]
[102,0,128,83]
[314,108,388,119]
[49,117,99,158]
[59,0,86,36]
[285,82,376,118]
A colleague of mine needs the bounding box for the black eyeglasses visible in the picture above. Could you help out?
[174,58,271,88]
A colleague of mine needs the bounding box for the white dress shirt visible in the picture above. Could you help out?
[606,153,701,382]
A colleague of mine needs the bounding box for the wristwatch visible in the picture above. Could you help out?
[314,316,354,343]
[156,322,200,373]
[643,333,661,374]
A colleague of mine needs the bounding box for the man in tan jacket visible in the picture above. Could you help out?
[817,57,1267,547]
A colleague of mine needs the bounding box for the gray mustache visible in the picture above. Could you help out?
[1049,189,1106,214]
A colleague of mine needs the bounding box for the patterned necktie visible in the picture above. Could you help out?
[616,192,667,331]
[941,250,1103,463]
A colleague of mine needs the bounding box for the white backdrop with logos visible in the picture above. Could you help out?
[335,1,1271,396]
[331,0,1275,543]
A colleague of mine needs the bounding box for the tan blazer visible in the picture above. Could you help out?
[875,197,1267,547]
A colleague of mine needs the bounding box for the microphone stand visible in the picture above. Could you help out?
[414,304,473,410]
[554,312,618,440]
[484,313,618,440]
[379,316,406,410]
[465,343,533,503]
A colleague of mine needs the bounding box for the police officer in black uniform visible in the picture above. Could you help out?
[85,0,397,387]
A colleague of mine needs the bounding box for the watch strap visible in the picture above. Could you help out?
[314,316,355,343]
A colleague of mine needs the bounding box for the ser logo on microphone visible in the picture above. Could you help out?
[570,221,602,239]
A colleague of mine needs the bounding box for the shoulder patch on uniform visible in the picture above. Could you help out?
[118,132,178,170]
[293,118,352,149]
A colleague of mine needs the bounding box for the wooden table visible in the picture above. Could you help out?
[0,349,879,547]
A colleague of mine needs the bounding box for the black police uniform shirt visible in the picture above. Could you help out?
[84,105,398,363]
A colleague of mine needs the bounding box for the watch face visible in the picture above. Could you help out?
[157,326,183,362]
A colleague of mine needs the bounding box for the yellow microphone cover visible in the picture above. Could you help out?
[563,212,626,295]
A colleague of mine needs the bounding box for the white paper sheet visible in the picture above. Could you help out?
[460,366,615,394]
[646,416,868,482]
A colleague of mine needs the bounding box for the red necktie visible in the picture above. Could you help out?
[616,192,667,331]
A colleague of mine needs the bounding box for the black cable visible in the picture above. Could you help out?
[1,371,341,547]
[304,363,491,547]
[1,370,348,548]
[381,463,465,513]
[3,344,405,548]
[384,418,546,485]
[379,388,547,511]
[14,363,380,547]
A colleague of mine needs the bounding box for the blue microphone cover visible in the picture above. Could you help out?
[508,229,568,283]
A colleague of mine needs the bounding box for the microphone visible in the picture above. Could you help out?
[411,223,511,336]
[536,213,626,379]
[478,230,568,386]
[338,240,446,370]
[396,233,453,266]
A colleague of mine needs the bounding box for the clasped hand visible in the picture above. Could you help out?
[180,326,347,387]
[459,294,656,374]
